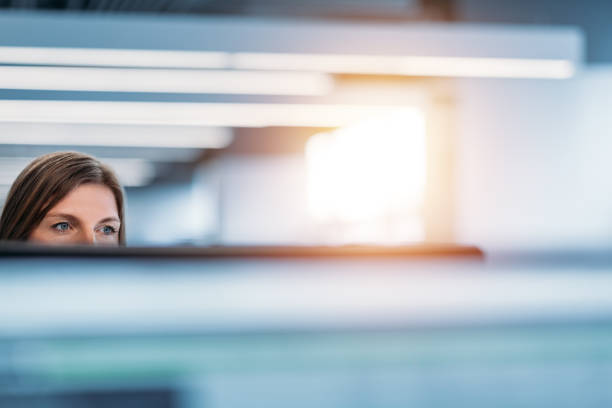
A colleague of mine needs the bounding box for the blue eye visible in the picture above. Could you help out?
[52,222,70,232]
[101,225,117,235]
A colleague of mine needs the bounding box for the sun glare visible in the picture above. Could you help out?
[306,107,426,244]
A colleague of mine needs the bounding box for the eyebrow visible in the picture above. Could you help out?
[98,217,121,224]
[46,213,80,224]
[46,213,120,225]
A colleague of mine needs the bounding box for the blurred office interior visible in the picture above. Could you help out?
[3,1,612,407]
[1,0,610,250]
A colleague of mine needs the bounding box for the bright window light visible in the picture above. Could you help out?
[306,108,426,244]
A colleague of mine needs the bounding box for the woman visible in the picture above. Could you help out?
[0,151,125,245]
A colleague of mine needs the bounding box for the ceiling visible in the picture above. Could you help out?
[455,0,612,63]
[0,0,605,189]
[2,0,610,62]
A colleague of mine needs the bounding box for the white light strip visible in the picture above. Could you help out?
[0,46,575,79]
[232,52,576,79]
[0,100,416,128]
[0,46,229,68]
[0,157,155,187]
[0,66,333,96]
[0,123,234,148]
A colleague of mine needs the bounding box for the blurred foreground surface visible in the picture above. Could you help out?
[2,246,612,407]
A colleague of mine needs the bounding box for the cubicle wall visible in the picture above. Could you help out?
[2,246,612,408]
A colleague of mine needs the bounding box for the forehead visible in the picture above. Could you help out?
[49,183,118,219]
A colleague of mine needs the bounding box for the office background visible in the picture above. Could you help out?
[2,1,612,407]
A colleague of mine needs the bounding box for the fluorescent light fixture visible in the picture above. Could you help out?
[0,46,229,68]
[0,66,333,96]
[0,123,233,148]
[0,157,155,187]
[0,100,417,128]
[0,46,575,79]
[233,53,576,79]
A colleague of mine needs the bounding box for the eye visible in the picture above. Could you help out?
[100,225,117,235]
[52,222,71,233]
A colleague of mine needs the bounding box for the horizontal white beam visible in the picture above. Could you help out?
[0,13,582,61]
[0,46,228,68]
[232,53,575,79]
[0,65,334,95]
[0,47,574,79]
[0,13,583,79]
[0,123,234,148]
[0,100,418,128]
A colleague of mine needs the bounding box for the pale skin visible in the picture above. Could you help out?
[29,183,120,246]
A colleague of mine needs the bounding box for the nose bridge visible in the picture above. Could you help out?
[78,226,96,244]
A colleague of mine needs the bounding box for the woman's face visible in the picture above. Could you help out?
[29,183,121,246]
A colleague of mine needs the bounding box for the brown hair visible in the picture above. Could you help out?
[0,151,126,244]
